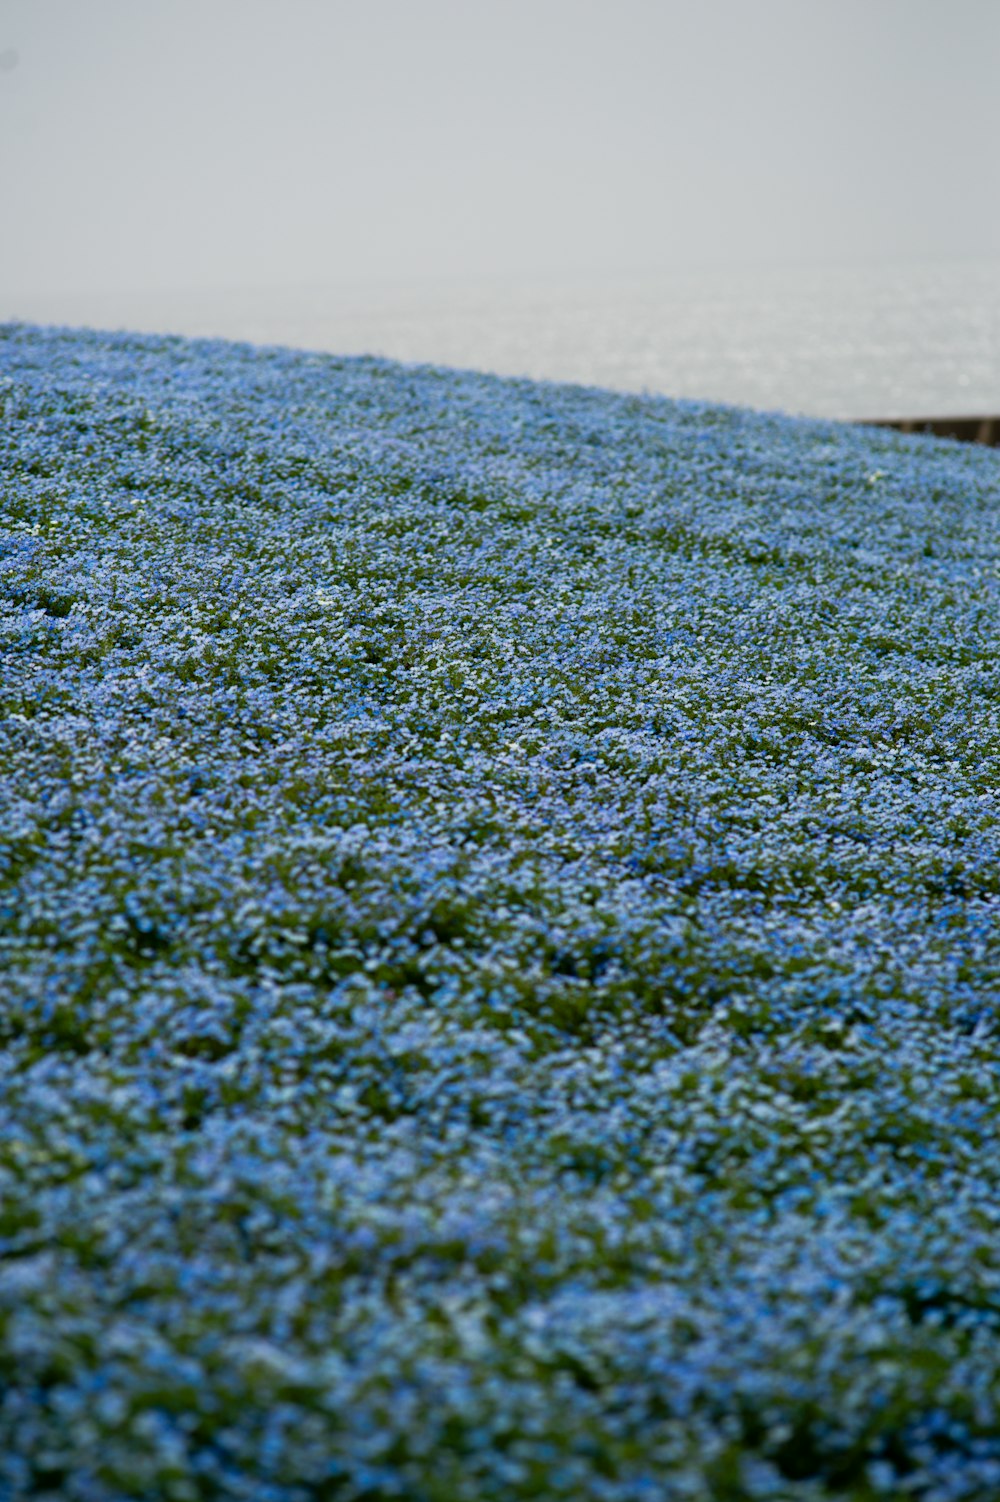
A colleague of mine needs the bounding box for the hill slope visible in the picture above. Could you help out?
[2,323,1000,1500]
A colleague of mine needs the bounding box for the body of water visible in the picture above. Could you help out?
[6,256,999,421]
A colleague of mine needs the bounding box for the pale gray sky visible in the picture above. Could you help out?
[1,0,998,304]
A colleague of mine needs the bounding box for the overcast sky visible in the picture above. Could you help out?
[1,0,998,302]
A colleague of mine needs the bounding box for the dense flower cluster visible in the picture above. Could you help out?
[2,321,1000,1500]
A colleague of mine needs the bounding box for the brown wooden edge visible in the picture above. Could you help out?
[854,415,999,447]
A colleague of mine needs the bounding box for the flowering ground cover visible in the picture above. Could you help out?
[1,321,1000,1500]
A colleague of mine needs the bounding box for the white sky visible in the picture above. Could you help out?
[1,0,999,302]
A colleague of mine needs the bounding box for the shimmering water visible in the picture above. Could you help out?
[8,256,999,420]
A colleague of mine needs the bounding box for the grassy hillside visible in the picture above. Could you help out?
[2,322,1000,1500]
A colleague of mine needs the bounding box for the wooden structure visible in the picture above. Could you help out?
[855,415,999,447]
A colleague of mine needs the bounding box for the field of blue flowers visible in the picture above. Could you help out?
[2,321,1000,1500]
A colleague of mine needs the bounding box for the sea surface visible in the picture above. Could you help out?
[6,256,999,421]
